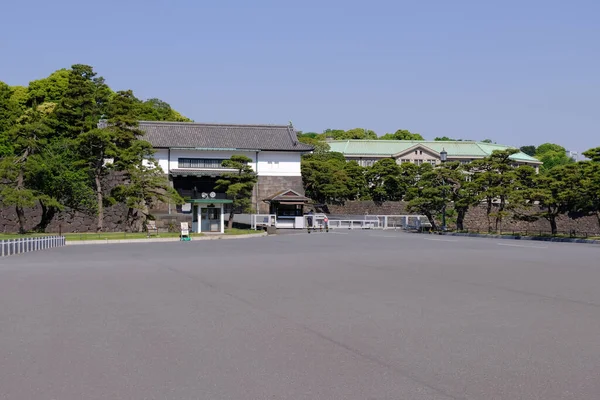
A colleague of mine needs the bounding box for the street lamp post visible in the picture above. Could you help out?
[440,149,447,233]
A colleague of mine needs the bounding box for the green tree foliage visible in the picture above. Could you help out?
[379,129,424,140]
[468,149,520,232]
[517,164,584,234]
[54,64,112,139]
[298,135,330,154]
[0,64,193,234]
[440,162,479,231]
[344,161,369,200]
[76,90,154,232]
[215,155,258,229]
[322,129,346,140]
[27,69,71,106]
[535,143,574,172]
[404,164,450,230]
[9,86,28,110]
[0,82,22,156]
[301,152,350,205]
[367,158,403,202]
[0,109,56,233]
[578,148,600,229]
[434,136,461,141]
[111,159,183,232]
[26,139,96,232]
[321,128,377,140]
[135,98,191,122]
[519,145,537,157]
[583,147,600,162]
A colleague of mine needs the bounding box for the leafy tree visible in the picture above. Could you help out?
[469,149,519,232]
[298,136,330,154]
[26,139,96,232]
[405,164,450,230]
[27,69,70,106]
[341,128,378,140]
[440,161,479,231]
[296,131,321,140]
[322,129,346,140]
[583,147,600,162]
[518,164,583,234]
[481,139,494,143]
[519,145,537,157]
[135,98,191,122]
[215,155,258,229]
[0,109,55,233]
[76,90,149,231]
[344,161,368,200]
[367,158,403,203]
[301,152,350,205]
[0,82,21,156]
[9,86,28,110]
[578,148,600,230]
[54,64,112,139]
[434,136,461,141]
[111,159,183,232]
[535,143,574,172]
[379,129,424,140]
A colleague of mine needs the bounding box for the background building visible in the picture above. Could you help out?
[140,121,313,232]
[328,140,542,171]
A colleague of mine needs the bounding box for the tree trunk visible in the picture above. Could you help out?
[495,197,505,233]
[15,167,27,234]
[548,208,557,235]
[425,212,437,231]
[15,205,27,234]
[456,207,466,231]
[95,173,104,232]
[35,201,57,233]
[486,198,492,232]
[595,211,600,233]
[228,209,235,230]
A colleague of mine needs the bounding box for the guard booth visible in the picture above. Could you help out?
[189,199,232,234]
[262,189,310,229]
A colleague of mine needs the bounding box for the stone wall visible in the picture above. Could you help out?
[326,201,600,235]
[255,176,304,214]
[0,174,308,233]
[0,172,131,233]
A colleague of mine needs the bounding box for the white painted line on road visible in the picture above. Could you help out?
[497,243,548,249]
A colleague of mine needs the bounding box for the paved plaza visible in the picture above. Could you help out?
[1,231,599,399]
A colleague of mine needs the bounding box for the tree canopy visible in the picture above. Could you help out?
[0,64,189,233]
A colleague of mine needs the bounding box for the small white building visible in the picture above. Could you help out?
[139,121,313,233]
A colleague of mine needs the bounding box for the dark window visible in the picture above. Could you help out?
[178,158,227,169]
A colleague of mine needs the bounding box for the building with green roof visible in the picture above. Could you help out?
[327,140,542,171]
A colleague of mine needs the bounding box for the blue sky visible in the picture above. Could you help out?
[1,0,598,152]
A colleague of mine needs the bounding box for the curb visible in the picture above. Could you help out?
[445,232,600,245]
[66,232,268,245]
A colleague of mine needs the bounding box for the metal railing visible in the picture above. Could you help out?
[450,229,600,239]
[1,236,66,257]
[251,214,277,230]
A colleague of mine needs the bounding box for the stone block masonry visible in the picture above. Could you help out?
[326,201,600,235]
[255,176,305,214]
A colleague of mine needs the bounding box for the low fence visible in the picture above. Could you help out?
[1,236,66,257]
[453,229,600,239]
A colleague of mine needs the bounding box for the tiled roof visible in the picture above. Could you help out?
[327,140,541,164]
[138,121,313,152]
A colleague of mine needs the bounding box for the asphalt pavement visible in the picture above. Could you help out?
[1,231,599,399]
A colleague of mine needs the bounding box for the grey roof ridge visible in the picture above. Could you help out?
[138,120,290,128]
